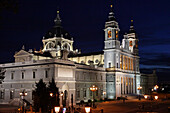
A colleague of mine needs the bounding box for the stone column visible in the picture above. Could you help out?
[124,77,126,94]
[131,78,133,94]
[127,77,128,94]
[121,77,124,95]
[129,78,131,94]
[127,77,129,94]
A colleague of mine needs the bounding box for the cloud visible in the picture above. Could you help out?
[140,53,170,67]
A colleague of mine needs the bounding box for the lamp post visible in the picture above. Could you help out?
[154,85,159,91]
[60,92,63,107]
[137,86,142,100]
[19,90,27,113]
[90,85,97,108]
[50,92,59,112]
[50,93,54,112]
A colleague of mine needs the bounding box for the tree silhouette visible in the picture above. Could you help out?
[48,78,60,109]
[33,78,60,112]
[33,79,49,112]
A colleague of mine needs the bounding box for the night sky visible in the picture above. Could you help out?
[0,0,170,82]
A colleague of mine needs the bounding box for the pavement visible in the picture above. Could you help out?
[95,99,170,113]
[0,104,18,113]
[0,99,170,113]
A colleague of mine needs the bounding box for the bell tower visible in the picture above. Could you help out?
[127,20,139,55]
[104,5,120,68]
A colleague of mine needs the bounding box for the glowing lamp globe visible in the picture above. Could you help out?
[154,96,158,100]
[85,107,90,113]
[54,106,60,113]
[144,95,147,99]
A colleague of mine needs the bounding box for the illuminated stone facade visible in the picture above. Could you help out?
[0,6,142,105]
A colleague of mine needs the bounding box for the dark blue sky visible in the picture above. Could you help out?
[0,0,170,82]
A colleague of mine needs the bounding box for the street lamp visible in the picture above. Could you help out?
[19,90,27,113]
[50,92,53,97]
[144,95,148,99]
[90,85,98,107]
[154,85,159,91]
[85,107,90,113]
[54,106,60,113]
[154,96,158,100]
[137,86,142,100]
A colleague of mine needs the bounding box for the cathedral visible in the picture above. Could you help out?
[0,5,152,106]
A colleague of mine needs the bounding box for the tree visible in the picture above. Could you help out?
[33,78,60,112]
[33,79,49,112]
[48,78,60,109]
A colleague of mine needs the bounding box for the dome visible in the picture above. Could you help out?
[43,11,72,40]
[44,26,72,40]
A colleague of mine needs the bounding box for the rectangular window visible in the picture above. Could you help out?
[125,57,128,70]
[109,63,111,68]
[96,90,98,96]
[11,73,14,79]
[120,55,122,69]
[83,89,86,97]
[10,91,14,99]
[33,72,35,79]
[0,90,4,99]
[123,56,125,70]
[115,30,119,39]
[45,70,48,78]
[101,76,102,81]
[90,90,92,96]
[131,59,133,71]
[77,90,80,98]
[77,74,79,80]
[101,89,103,96]
[117,63,119,68]
[128,58,130,70]
[22,72,24,79]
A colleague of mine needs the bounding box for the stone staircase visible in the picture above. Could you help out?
[9,98,21,106]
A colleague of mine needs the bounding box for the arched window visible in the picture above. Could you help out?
[63,43,70,50]
[129,41,133,47]
[46,42,55,49]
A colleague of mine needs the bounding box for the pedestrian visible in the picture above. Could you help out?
[101,109,103,113]
[123,98,125,103]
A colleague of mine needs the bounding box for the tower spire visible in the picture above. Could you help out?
[54,10,62,27]
[108,4,116,21]
[129,20,136,33]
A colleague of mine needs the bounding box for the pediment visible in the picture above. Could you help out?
[14,50,31,57]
